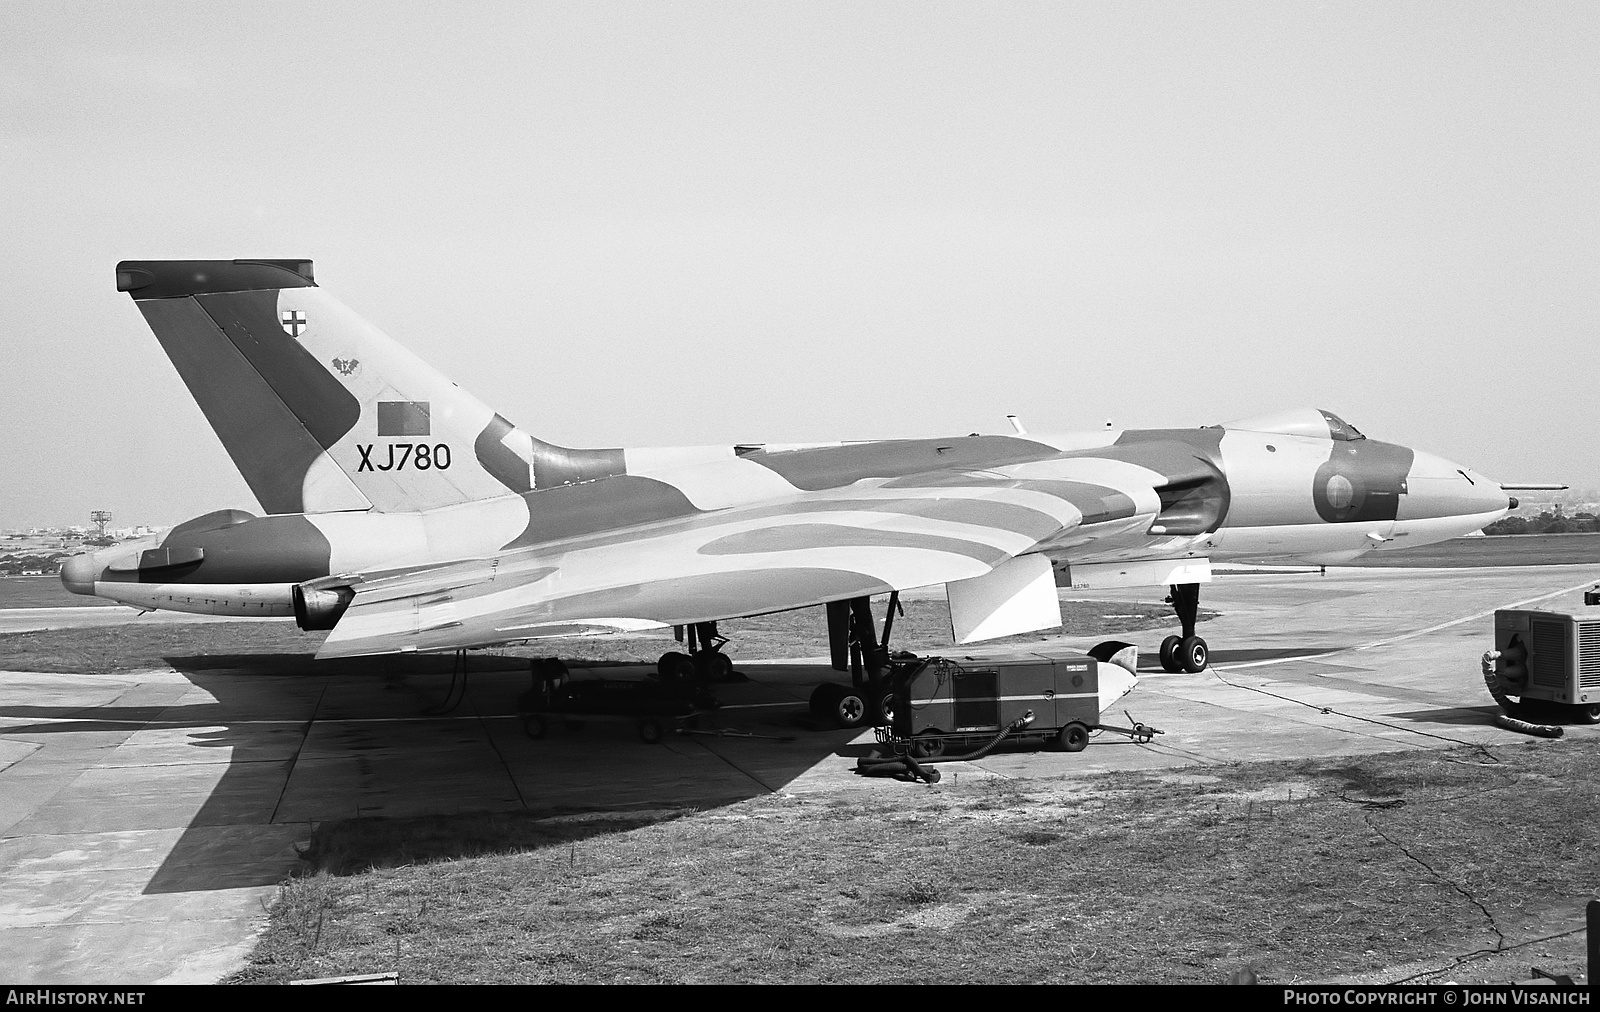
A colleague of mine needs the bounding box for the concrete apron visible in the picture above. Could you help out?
[2,563,1598,983]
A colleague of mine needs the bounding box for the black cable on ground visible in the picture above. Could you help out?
[855,711,1037,782]
[1206,663,1505,763]
[1479,650,1563,739]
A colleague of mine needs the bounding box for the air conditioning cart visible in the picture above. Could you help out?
[1489,608,1600,724]
[875,650,1159,757]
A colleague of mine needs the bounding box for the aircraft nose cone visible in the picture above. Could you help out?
[60,552,101,595]
[1404,451,1510,520]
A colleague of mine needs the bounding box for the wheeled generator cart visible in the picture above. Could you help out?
[877,652,1156,755]
[517,661,718,744]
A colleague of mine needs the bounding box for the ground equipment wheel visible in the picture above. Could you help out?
[638,718,665,744]
[1058,722,1090,753]
[878,692,896,727]
[1159,635,1183,673]
[657,651,695,681]
[1179,635,1208,673]
[522,715,546,739]
[1572,704,1600,725]
[832,687,871,729]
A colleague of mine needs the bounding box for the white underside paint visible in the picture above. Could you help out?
[92,582,296,617]
[1378,509,1510,550]
[1061,557,1212,590]
[1210,521,1394,560]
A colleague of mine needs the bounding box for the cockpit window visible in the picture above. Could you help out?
[1318,410,1367,441]
[1218,408,1375,441]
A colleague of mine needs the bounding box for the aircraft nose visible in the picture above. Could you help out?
[1403,451,1510,520]
[60,552,101,595]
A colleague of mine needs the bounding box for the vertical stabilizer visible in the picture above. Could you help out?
[117,260,625,514]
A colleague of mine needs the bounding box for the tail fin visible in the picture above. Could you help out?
[117,259,623,514]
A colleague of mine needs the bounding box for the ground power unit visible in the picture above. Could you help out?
[1493,609,1600,720]
[886,653,1106,753]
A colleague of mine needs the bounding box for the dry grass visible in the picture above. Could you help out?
[229,738,1600,985]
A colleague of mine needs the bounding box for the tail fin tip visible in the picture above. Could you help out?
[116,259,316,299]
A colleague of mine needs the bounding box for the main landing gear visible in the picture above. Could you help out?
[1158,582,1209,673]
[657,621,740,684]
[809,592,904,729]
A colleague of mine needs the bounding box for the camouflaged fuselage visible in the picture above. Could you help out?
[62,261,1509,654]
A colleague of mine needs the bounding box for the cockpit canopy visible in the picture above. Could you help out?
[1218,408,1367,442]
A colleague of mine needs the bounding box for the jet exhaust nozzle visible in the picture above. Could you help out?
[293,585,355,631]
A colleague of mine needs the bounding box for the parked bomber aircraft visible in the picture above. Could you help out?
[65,259,1521,682]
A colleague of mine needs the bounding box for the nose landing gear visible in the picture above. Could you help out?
[1158,582,1208,673]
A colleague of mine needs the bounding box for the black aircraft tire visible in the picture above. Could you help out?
[658,651,695,682]
[523,715,546,739]
[1180,635,1208,673]
[638,719,665,744]
[810,683,842,719]
[1058,722,1090,753]
[531,657,569,684]
[1160,635,1184,673]
[696,651,735,682]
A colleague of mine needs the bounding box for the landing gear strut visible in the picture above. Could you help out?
[810,592,902,728]
[658,621,739,683]
[1158,582,1208,673]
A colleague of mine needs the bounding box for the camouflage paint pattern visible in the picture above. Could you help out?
[64,260,1512,655]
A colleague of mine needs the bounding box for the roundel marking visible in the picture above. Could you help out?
[1326,474,1354,509]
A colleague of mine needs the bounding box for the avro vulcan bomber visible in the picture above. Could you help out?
[65,260,1520,678]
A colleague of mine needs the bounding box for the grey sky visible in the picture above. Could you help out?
[2,2,1595,528]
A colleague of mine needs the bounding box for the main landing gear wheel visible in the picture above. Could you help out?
[1159,635,1184,673]
[809,683,837,719]
[694,650,735,683]
[1163,583,1208,672]
[1057,722,1090,753]
[657,651,696,682]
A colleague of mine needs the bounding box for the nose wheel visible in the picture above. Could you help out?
[1159,584,1209,672]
